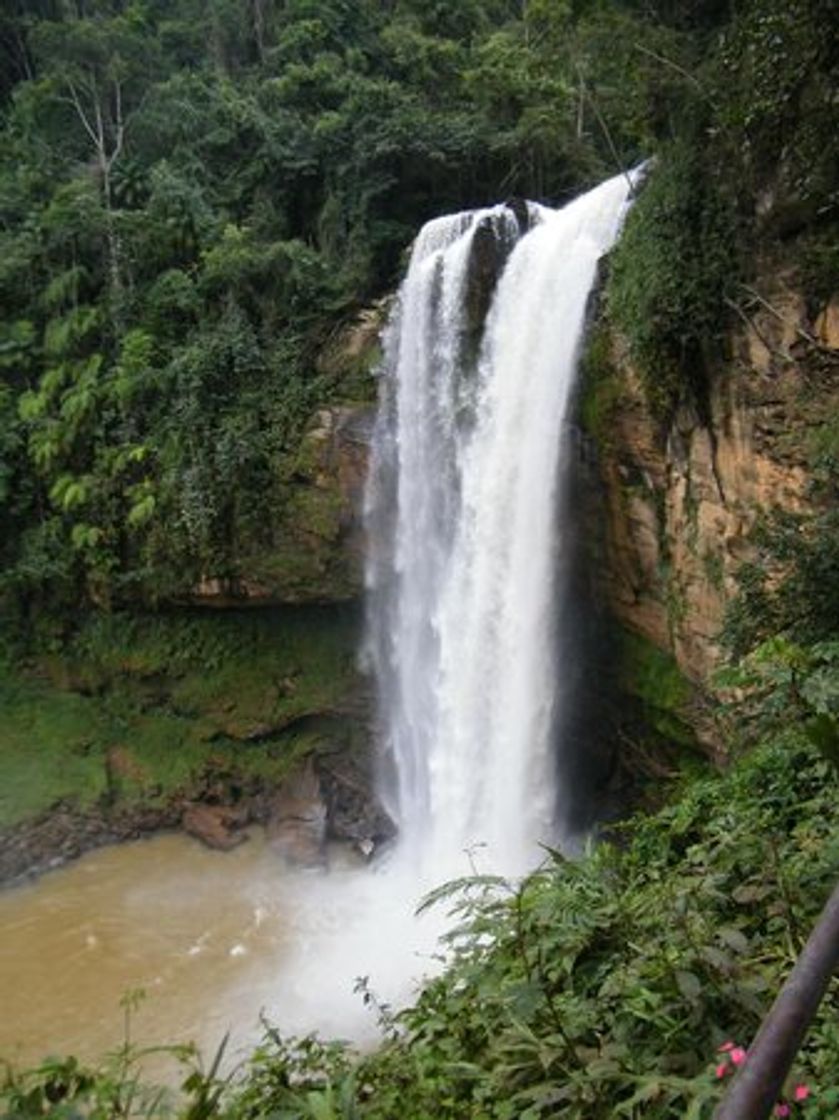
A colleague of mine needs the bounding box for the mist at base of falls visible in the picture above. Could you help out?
[0,172,639,1066]
[0,833,460,1071]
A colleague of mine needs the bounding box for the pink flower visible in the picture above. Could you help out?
[775,1106,790,1118]
[718,1041,735,1052]
[794,1085,810,1101]
[715,1063,729,1079]
[731,1047,747,1066]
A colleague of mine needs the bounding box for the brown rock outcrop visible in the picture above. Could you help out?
[592,279,837,685]
[182,804,248,851]
[815,296,839,350]
[266,760,327,867]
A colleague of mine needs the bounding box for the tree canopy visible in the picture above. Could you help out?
[0,0,835,620]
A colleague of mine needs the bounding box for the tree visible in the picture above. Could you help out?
[31,8,160,328]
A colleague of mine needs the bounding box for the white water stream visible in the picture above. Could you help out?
[365,170,637,879]
[1,172,638,1068]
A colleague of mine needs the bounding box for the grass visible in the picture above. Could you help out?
[0,604,362,830]
[0,674,109,826]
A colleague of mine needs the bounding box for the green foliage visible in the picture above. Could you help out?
[723,421,839,660]
[619,629,696,748]
[578,320,623,450]
[1,0,770,614]
[229,740,839,1119]
[0,604,360,829]
[607,141,738,418]
[719,417,839,800]
[605,0,838,419]
[5,738,837,1118]
[717,638,839,771]
[0,991,218,1119]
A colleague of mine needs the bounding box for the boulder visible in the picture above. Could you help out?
[266,760,328,868]
[182,804,248,851]
[316,747,396,858]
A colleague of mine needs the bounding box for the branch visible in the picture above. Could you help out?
[712,880,839,1120]
[723,296,792,365]
[632,42,713,104]
[738,283,836,358]
[64,78,101,151]
[577,69,634,197]
[106,78,125,173]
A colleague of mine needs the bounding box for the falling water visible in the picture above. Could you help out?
[366,170,638,881]
[0,176,642,1072]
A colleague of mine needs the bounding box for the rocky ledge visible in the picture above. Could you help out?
[0,747,394,888]
[590,285,839,686]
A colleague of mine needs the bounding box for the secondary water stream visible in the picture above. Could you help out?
[1,170,639,1072]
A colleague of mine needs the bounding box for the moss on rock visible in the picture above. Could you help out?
[0,605,364,840]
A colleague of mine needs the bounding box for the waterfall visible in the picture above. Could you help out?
[365,171,638,880]
[238,172,639,1047]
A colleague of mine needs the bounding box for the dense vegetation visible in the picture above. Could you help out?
[0,604,359,832]
[4,736,838,1118]
[1,0,838,1117]
[0,0,650,620]
[606,0,838,415]
[3,0,835,624]
[10,0,829,622]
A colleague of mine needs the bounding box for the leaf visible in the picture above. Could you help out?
[305,1088,337,1120]
[71,523,102,550]
[675,969,702,1003]
[732,884,770,905]
[416,874,509,915]
[717,927,750,954]
[127,495,156,527]
[802,668,839,715]
[61,481,88,511]
[18,390,47,421]
[805,714,839,770]
[700,945,735,974]
[616,1079,663,1114]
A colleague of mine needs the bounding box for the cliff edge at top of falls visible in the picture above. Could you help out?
[582,276,839,692]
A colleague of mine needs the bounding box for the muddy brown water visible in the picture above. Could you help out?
[0,830,371,1080]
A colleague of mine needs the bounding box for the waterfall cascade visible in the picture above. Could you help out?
[209,171,642,1046]
[365,171,638,880]
[0,174,642,1066]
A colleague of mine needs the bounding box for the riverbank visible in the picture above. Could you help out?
[0,604,391,886]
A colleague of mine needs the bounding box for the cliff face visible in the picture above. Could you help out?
[590,282,839,686]
[192,403,375,606]
[192,308,385,607]
[191,258,835,708]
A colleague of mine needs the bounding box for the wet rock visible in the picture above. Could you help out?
[463,216,516,350]
[266,760,328,868]
[0,800,184,886]
[505,196,531,236]
[316,747,396,858]
[182,804,248,851]
[0,714,391,883]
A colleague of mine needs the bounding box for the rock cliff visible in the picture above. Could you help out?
[586,281,839,687]
[192,404,375,606]
[191,308,385,606]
